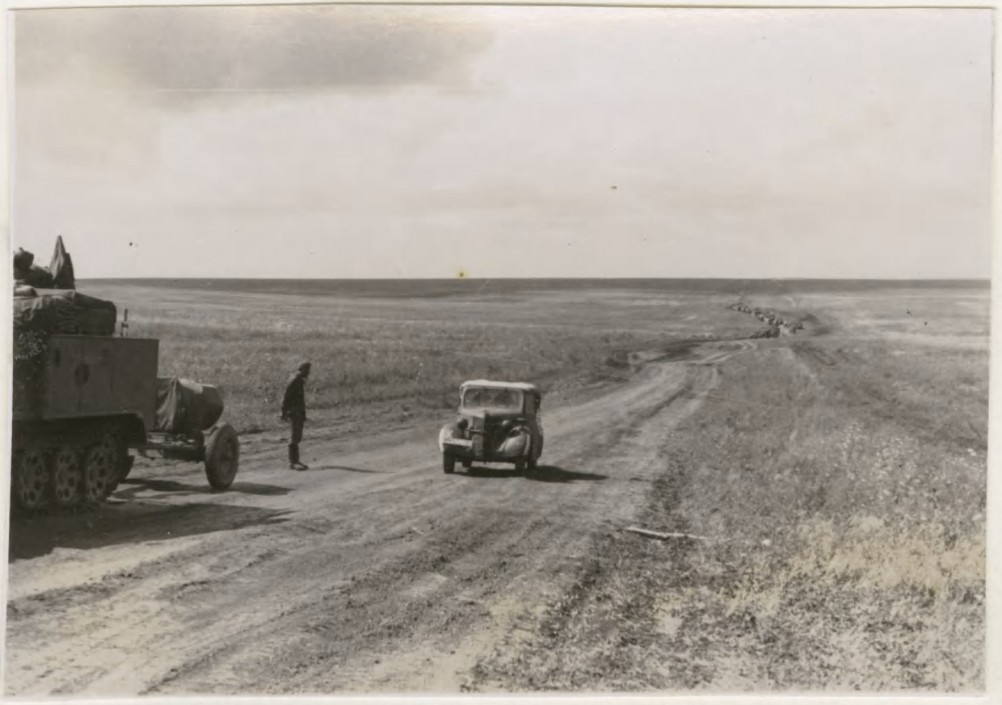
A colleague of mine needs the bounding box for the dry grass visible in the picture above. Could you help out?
[84,282,764,433]
[470,289,987,693]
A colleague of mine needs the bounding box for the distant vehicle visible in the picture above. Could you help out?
[438,380,544,475]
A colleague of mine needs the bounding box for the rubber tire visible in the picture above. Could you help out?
[84,434,122,505]
[13,450,50,513]
[51,447,84,508]
[205,424,240,490]
[443,454,456,474]
[527,456,538,471]
[513,460,526,476]
[462,460,472,470]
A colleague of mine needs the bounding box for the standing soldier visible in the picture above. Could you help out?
[281,361,311,470]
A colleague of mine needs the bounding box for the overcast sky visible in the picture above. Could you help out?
[12,5,994,279]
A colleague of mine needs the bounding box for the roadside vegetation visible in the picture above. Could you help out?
[469,292,988,692]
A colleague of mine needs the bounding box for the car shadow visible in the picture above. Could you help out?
[462,465,607,483]
[8,502,292,561]
[116,478,291,499]
[462,466,520,479]
[526,465,608,483]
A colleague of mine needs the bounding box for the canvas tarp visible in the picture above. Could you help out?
[14,239,75,289]
[11,289,116,416]
[13,289,117,338]
[48,236,76,290]
[18,265,56,289]
[155,378,224,434]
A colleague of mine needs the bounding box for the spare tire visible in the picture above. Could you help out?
[204,423,239,490]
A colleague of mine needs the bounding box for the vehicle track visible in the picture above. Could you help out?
[4,339,751,696]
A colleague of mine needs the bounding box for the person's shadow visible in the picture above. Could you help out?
[311,465,384,474]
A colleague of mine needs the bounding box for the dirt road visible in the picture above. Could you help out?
[5,340,752,696]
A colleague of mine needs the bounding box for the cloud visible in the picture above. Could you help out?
[12,6,993,278]
[16,5,494,97]
[14,5,494,169]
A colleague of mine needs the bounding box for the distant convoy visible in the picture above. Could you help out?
[728,302,804,338]
[11,238,240,513]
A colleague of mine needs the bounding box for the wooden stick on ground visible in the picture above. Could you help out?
[624,526,710,542]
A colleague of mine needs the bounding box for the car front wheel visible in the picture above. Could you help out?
[443,454,456,474]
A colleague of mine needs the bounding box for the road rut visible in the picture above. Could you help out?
[4,340,751,696]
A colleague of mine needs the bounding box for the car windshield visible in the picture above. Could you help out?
[461,387,524,412]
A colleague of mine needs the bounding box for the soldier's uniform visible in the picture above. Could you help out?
[282,362,311,469]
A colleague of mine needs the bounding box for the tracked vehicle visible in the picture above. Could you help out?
[11,284,240,514]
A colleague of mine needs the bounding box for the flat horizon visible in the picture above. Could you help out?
[80,276,991,283]
[76,276,991,300]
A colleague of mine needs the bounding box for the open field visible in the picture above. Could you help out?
[81,280,771,433]
[5,279,989,695]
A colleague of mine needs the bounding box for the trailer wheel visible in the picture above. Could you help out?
[51,447,83,508]
[13,450,49,512]
[205,424,239,490]
[84,434,122,505]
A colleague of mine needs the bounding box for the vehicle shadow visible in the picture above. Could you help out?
[462,466,520,479]
[8,502,292,561]
[527,465,608,483]
[115,478,291,499]
[463,465,607,483]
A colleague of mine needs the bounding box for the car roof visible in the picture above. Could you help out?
[461,379,540,393]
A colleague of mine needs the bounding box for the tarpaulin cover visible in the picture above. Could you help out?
[13,289,117,337]
[155,378,224,434]
[14,248,53,287]
[14,239,75,289]
[20,266,56,288]
[48,236,76,290]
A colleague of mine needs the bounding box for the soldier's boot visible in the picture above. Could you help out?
[289,444,308,471]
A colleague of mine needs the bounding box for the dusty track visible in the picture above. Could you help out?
[5,340,754,696]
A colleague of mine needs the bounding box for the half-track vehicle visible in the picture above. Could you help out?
[11,254,239,513]
[438,380,544,475]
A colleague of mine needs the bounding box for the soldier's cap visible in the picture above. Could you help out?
[298,361,312,372]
